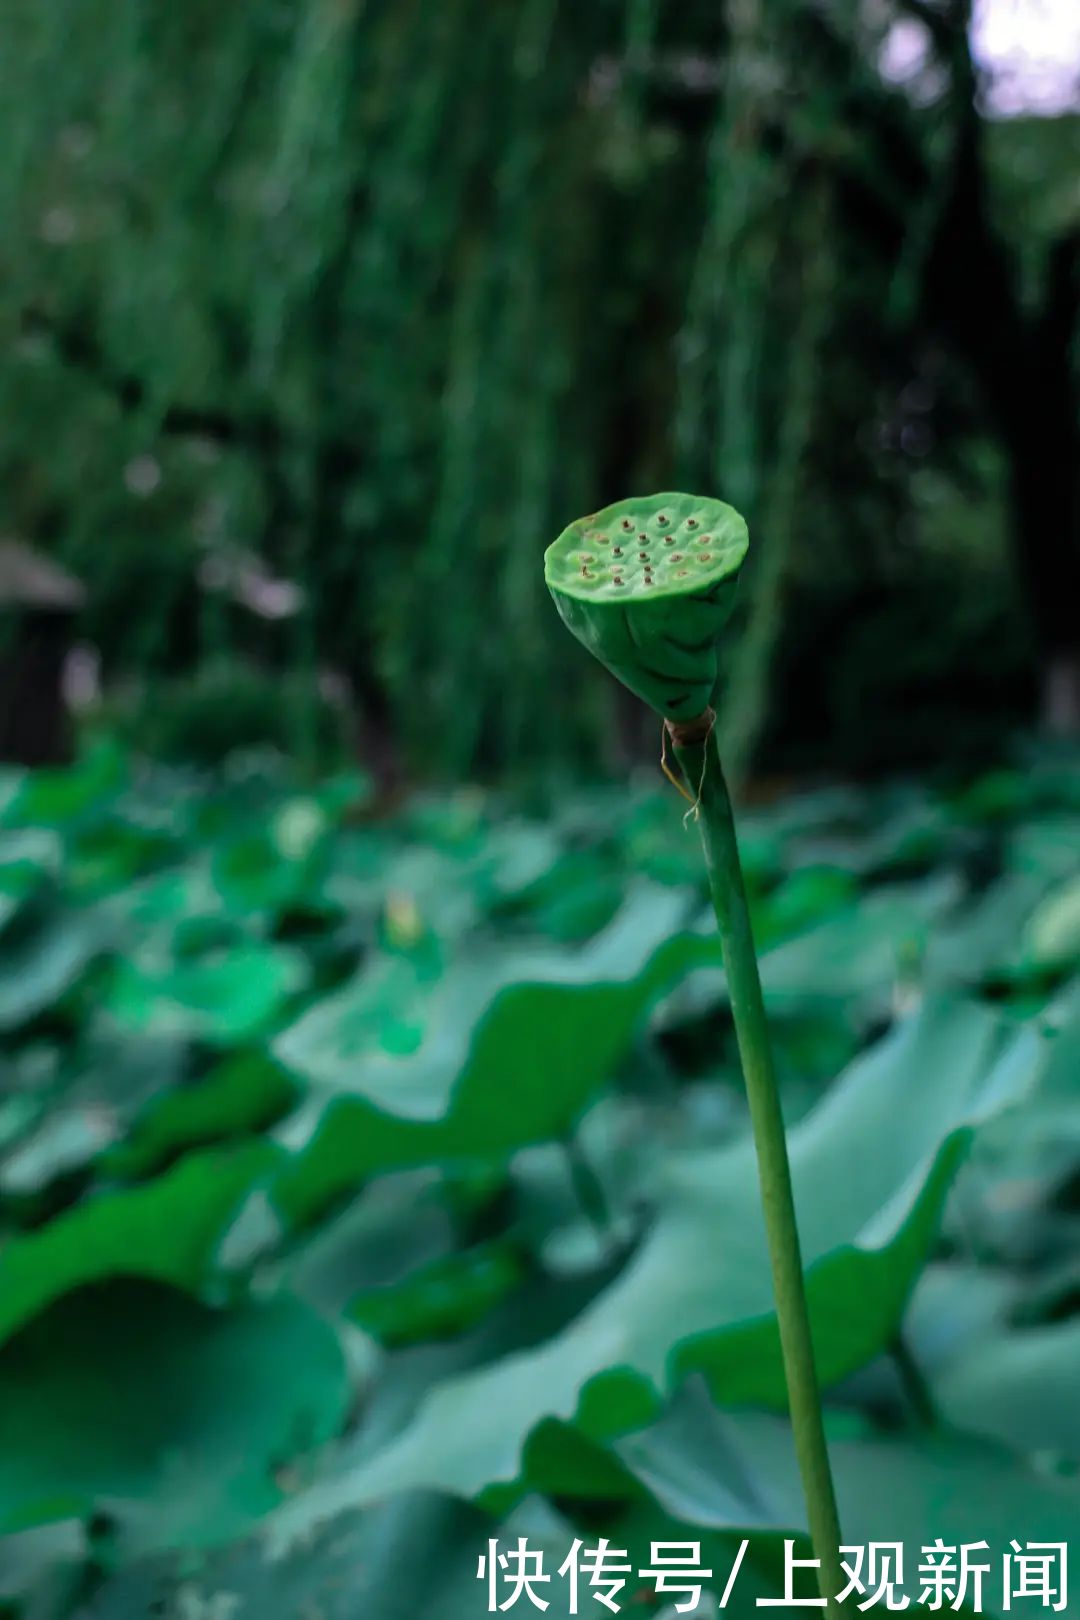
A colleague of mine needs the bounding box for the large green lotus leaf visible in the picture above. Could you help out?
[64,821,181,902]
[272,887,711,1224]
[102,1051,298,1181]
[932,1317,1080,1462]
[0,767,25,819]
[210,803,334,923]
[100,859,224,937]
[755,876,960,1008]
[925,870,1051,987]
[617,1390,1080,1617]
[273,939,448,1096]
[0,1281,349,1549]
[349,1240,524,1348]
[104,940,308,1044]
[903,1261,1017,1374]
[655,877,959,1037]
[775,792,952,884]
[270,1262,620,1539]
[317,999,1037,1504]
[323,818,568,947]
[0,1521,86,1616]
[950,766,1057,825]
[82,1495,581,1620]
[0,902,102,1031]
[490,846,623,943]
[0,1031,188,1199]
[285,1171,461,1318]
[0,1110,117,1200]
[275,884,688,1106]
[916,984,1080,1262]
[0,742,125,831]
[905,983,1080,1226]
[373,817,613,942]
[925,818,1080,987]
[1022,872,1080,971]
[0,826,62,932]
[1042,972,1080,1066]
[0,1141,278,1349]
[1007,814,1080,882]
[750,866,857,951]
[368,819,569,929]
[0,1049,63,1167]
[611,786,757,888]
[510,1096,670,1279]
[472,820,574,905]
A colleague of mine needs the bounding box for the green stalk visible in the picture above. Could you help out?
[673,723,845,1617]
[544,489,842,1605]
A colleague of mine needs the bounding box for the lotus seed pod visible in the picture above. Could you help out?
[544,492,749,722]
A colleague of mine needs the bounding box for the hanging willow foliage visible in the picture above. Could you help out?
[0,0,910,777]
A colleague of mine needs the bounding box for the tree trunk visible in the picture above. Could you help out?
[1006,436,1080,736]
[1002,246,1080,738]
[0,617,75,766]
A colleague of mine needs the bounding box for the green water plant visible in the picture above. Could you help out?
[545,491,845,1615]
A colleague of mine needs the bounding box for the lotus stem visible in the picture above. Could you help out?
[671,717,845,1616]
[545,492,845,1613]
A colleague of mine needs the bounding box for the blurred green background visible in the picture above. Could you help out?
[1,1,1079,1616]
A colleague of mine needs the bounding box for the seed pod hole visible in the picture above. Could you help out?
[638,551,649,560]
[700,553,712,562]
[620,518,633,531]
[657,514,669,526]
[687,518,699,529]
[612,545,622,557]
[671,554,682,562]
[664,536,676,545]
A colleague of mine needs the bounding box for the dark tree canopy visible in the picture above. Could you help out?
[0,0,1076,776]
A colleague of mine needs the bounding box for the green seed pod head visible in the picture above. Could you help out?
[544,492,749,722]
